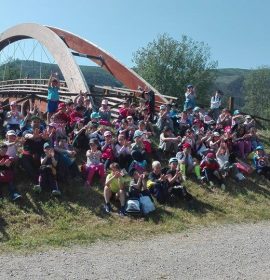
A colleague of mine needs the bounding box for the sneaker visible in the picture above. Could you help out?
[52,189,61,196]
[33,185,42,193]
[119,207,126,217]
[11,193,22,201]
[235,173,246,181]
[104,203,112,213]
[221,184,226,191]
[209,181,214,187]
[200,176,206,183]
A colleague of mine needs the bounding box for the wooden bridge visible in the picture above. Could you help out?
[0,23,177,116]
[0,78,177,118]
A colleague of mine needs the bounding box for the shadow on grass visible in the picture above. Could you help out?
[226,175,270,199]
[0,216,9,242]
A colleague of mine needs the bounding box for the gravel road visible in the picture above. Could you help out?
[1,222,270,280]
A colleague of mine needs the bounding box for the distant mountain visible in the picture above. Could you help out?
[0,60,122,87]
[211,68,251,107]
[0,60,250,106]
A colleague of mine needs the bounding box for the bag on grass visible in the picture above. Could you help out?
[235,160,254,175]
[125,198,141,215]
[140,195,155,214]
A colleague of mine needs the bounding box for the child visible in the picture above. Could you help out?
[33,142,61,195]
[253,146,270,180]
[4,130,19,159]
[104,163,126,216]
[216,141,245,181]
[200,152,226,190]
[85,139,105,187]
[115,134,132,170]
[54,136,81,181]
[176,143,201,181]
[166,157,193,202]
[128,150,147,174]
[159,126,180,155]
[0,143,21,200]
[101,131,116,170]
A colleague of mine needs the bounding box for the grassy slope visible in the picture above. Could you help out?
[1,130,270,253]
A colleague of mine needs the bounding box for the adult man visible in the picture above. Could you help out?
[210,90,223,121]
[47,72,60,123]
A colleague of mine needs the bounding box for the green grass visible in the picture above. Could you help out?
[1,130,270,253]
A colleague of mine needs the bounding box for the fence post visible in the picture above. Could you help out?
[228,97,234,112]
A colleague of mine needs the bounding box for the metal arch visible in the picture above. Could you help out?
[47,26,168,104]
[0,23,89,95]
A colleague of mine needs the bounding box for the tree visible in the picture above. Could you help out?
[0,58,20,80]
[132,34,217,106]
[243,67,270,120]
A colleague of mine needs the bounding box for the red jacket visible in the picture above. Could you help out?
[200,159,220,171]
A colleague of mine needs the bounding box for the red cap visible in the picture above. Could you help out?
[182,143,191,149]
[206,153,215,159]
[58,103,66,110]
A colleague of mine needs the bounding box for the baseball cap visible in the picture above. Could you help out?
[213,132,220,137]
[43,142,52,149]
[90,112,101,119]
[133,130,144,139]
[58,103,66,110]
[6,130,16,136]
[193,106,200,112]
[10,101,17,106]
[256,145,264,151]
[169,157,178,164]
[101,99,108,105]
[187,84,193,88]
[206,152,215,159]
[104,131,112,137]
[182,143,191,149]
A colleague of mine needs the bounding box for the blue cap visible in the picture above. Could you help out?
[256,145,264,150]
[90,112,101,119]
[233,110,240,115]
[43,142,52,149]
[133,130,144,139]
[187,84,193,88]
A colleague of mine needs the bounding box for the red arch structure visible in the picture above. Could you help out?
[0,23,168,104]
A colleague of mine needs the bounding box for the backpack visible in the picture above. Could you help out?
[125,198,141,216]
[140,195,155,214]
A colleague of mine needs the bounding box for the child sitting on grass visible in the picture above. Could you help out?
[0,143,21,201]
[104,162,126,216]
[200,152,226,190]
[253,146,270,180]
[33,142,61,196]
[85,138,105,187]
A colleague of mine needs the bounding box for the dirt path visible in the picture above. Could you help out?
[1,222,270,279]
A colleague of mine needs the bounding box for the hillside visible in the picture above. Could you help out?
[0,60,250,104]
[0,60,122,88]
[211,68,251,107]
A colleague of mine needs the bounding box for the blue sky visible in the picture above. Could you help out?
[1,0,270,69]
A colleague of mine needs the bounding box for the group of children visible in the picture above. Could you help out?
[0,85,269,217]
